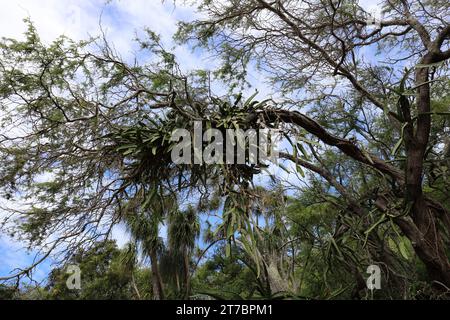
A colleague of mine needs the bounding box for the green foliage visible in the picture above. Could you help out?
[192,244,256,299]
[44,241,141,300]
[1,1,450,301]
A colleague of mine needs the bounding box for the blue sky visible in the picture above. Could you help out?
[0,0,266,284]
[0,0,206,284]
[0,0,383,284]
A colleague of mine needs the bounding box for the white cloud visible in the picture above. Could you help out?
[0,235,33,275]
[111,223,130,248]
[0,0,201,277]
[0,0,102,41]
[0,1,276,280]
[0,0,202,63]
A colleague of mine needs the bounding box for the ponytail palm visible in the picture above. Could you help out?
[168,206,200,299]
[123,191,176,300]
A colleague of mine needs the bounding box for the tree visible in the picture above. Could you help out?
[176,0,450,289]
[44,240,145,300]
[0,20,196,283]
[0,285,17,300]
[168,206,200,299]
[0,1,449,299]
[192,243,261,299]
[122,192,176,300]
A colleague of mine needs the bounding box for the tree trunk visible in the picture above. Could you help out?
[397,199,450,289]
[265,255,289,294]
[131,274,141,300]
[183,248,191,299]
[398,58,450,289]
[150,250,165,300]
[175,271,181,293]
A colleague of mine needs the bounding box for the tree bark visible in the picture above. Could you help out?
[270,107,450,288]
[150,250,165,300]
[399,54,450,289]
[265,255,290,294]
[183,248,191,299]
